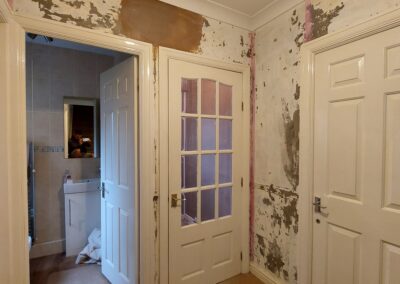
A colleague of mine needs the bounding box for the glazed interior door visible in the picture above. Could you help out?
[100,57,138,284]
[313,25,400,284]
[168,59,243,284]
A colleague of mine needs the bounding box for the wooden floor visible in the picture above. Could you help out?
[29,253,109,284]
[219,273,264,284]
[30,253,262,284]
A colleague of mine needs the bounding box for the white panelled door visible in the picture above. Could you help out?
[169,59,243,284]
[313,25,400,284]
[100,57,138,284]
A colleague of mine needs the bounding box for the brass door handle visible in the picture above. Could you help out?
[171,193,182,208]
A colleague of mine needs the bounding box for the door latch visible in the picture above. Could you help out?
[100,182,106,198]
[313,196,327,213]
[171,193,182,208]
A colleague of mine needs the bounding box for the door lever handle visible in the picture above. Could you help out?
[313,196,327,213]
[171,193,182,208]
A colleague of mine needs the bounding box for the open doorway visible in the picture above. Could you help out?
[26,34,138,284]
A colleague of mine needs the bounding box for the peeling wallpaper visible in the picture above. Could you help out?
[253,0,400,283]
[14,0,251,63]
[253,4,304,282]
[12,0,400,283]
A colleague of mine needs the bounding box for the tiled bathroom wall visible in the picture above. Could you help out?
[26,42,115,258]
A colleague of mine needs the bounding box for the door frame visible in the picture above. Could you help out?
[298,6,400,284]
[159,47,251,283]
[0,4,156,284]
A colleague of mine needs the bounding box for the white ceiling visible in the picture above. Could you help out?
[208,0,274,17]
[160,0,303,30]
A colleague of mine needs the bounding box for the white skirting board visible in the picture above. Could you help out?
[250,262,286,284]
[30,239,65,259]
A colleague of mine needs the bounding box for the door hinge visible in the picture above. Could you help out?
[241,177,243,187]
[241,101,244,111]
[240,251,243,261]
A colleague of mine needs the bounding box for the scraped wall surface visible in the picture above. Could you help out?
[14,0,252,64]
[253,0,400,283]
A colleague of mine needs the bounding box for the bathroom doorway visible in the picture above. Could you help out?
[26,34,138,284]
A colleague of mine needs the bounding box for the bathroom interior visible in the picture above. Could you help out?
[25,33,131,284]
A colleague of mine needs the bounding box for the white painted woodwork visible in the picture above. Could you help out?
[312,25,400,284]
[100,57,138,284]
[169,59,243,283]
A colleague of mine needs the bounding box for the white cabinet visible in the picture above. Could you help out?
[64,190,101,257]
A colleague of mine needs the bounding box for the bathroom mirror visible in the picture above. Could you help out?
[64,97,99,159]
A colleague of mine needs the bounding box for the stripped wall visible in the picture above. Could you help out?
[14,0,251,64]
[253,0,400,283]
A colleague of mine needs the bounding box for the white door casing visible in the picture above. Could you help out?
[168,59,243,284]
[100,57,138,284]
[312,25,400,284]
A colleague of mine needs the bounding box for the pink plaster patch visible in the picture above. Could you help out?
[304,0,313,42]
[7,0,13,10]
[248,32,256,260]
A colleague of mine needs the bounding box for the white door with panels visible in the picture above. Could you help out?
[312,25,400,284]
[168,59,243,284]
[100,57,138,284]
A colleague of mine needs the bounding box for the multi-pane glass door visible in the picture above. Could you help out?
[168,59,243,284]
[181,78,233,226]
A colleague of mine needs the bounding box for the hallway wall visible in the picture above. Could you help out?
[253,0,400,283]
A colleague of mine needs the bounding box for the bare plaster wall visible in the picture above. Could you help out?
[253,1,400,283]
[14,0,252,64]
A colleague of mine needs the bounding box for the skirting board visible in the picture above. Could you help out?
[30,239,65,259]
[250,262,285,284]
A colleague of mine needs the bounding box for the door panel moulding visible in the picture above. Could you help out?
[299,6,400,284]
[0,9,155,284]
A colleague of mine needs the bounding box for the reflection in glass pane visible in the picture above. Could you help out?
[181,155,197,189]
[219,153,232,184]
[181,117,197,151]
[181,191,197,226]
[201,189,215,221]
[219,187,232,217]
[201,79,216,115]
[219,119,232,150]
[201,154,215,186]
[219,83,232,116]
[182,79,197,114]
[201,118,216,150]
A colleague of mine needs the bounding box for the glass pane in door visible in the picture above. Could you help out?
[182,79,197,114]
[181,191,197,226]
[218,187,232,217]
[219,83,232,116]
[219,119,232,150]
[181,117,197,151]
[201,79,216,115]
[181,155,197,189]
[201,154,215,186]
[201,118,216,150]
[219,153,232,184]
[201,189,215,221]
